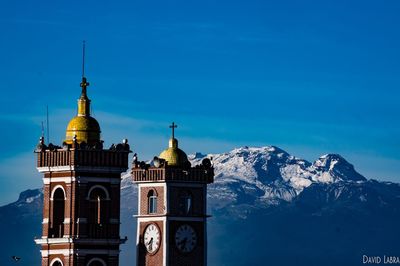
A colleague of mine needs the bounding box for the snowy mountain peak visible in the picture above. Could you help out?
[313,154,366,182]
[188,146,368,209]
[231,145,289,158]
[314,154,347,170]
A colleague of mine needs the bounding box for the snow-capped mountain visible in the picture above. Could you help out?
[1,146,399,266]
[188,146,369,216]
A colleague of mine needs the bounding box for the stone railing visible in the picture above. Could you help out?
[132,167,214,183]
[36,149,129,169]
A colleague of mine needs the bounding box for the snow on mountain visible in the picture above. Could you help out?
[312,154,366,182]
[188,146,368,211]
[118,145,371,218]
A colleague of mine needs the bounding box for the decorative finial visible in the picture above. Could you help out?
[36,136,46,151]
[133,153,138,167]
[80,77,89,96]
[169,122,177,139]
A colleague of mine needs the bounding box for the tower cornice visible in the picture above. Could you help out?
[132,166,214,184]
[35,143,131,171]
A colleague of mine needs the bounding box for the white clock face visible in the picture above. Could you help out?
[144,223,161,254]
[175,224,197,253]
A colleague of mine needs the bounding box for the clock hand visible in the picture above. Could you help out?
[147,238,154,251]
[179,238,187,250]
[146,238,153,246]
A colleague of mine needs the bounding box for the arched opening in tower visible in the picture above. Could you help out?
[52,188,65,238]
[51,260,63,266]
[148,189,157,214]
[179,190,193,215]
[88,186,110,238]
[87,258,106,266]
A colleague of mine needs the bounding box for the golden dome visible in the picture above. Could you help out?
[159,138,188,167]
[64,77,101,145]
[65,116,100,145]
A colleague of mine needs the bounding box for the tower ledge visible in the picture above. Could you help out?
[35,142,131,170]
[131,165,214,184]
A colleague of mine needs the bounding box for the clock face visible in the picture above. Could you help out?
[175,224,197,253]
[144,223,161,254]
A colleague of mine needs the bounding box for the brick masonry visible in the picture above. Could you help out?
[36,147,129,266]
[139,186,165,215]
[134,164,214,266]
[137,221,165,266]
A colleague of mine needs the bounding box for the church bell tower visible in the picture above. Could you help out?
[34,55,130,266]
[132,123,214,266]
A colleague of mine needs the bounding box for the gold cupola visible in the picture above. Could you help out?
[64,76,101,145]
[159,122,188,166]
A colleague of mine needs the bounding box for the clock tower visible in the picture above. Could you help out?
[132,123,214,266]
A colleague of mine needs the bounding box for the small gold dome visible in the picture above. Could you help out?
[64,77,101,145]
[65,115,100,145]
[159,138,188,166]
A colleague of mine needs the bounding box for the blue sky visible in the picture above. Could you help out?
[0,0,399,205]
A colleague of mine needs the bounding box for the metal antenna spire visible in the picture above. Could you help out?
[41,121,44,138]
[82,40,86,78]
[46,105,50,144]
[80,41,89,96]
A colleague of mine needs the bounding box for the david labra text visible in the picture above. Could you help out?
[363,255,400,264]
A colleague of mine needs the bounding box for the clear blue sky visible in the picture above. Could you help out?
[0,0,399,204]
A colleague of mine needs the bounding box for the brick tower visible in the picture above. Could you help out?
[132,123,214,266]
[34,72,130,266]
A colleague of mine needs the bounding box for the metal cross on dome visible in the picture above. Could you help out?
[80,77,89,89]
[169,122,177,139]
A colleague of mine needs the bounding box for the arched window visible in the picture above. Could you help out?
[51,187,65,238]
[88,186,109,225]
[148,190,157,214]
[50,258,63,266]
[179,191,192,215]
[88,186,109,238]
[87,258,106,266]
